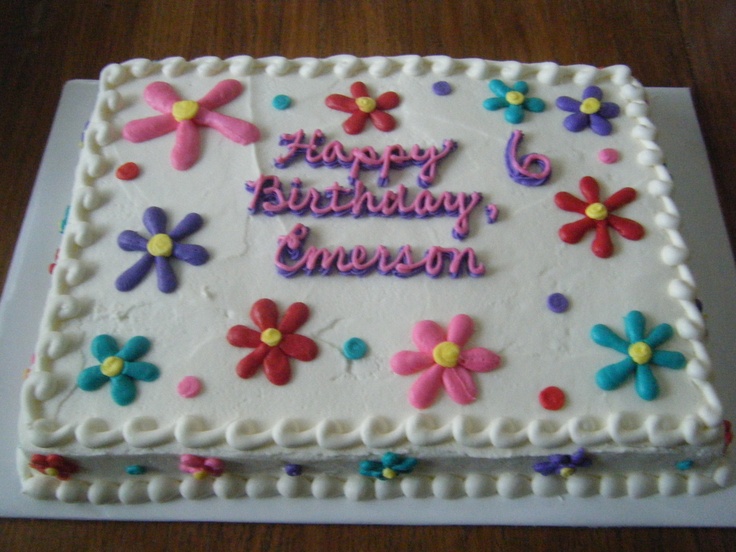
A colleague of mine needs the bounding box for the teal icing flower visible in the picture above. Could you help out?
[483,79,545,123]
[359,452,418,480]
[77,335,160,406]
[591,311,686,401]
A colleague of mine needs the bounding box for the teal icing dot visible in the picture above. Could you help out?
[676,460,694,471]
[126,464,146,475]
[272,95,292,110]
[343,337,368,360]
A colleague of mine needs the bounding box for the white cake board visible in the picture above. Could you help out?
[0,82,734,526]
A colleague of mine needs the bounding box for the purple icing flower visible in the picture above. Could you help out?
[534,448,592,477]
[116,206,209,293]
[556,86,620,136]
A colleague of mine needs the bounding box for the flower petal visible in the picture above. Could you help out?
[505,104,524,124]
[489,79,510,97]
[143,82,181,113]
[227,325,262,348]
[278,302,310,334]
[563,112,590,132]
[408,364,445,409]
[412,320,446,353]
[511,81,529,94]
[116,254,155,292]
[343,111,370,135]
[651,350,686,369]
[195,108,260,145]
[110,375,137,406]
[390,350,435,375]
[155,257,178,293]
[197,79,243,110]
[169,213,203,241]
[591,223,614,258]
[604,187,637,211]
[349,81,370,99]
[589,113,613,136]
[459,347,501,372]
[590,324,630,354]
[325,93,358,113]
[598,102,620,119]
[250,298,278,331]
[556,96,581,113]
[644,322,674,348]
[582,86,603,101]
[264,347,292,385]
[91,335,119,362]
[123,361,160,382]
[635,364,659,400]
[77,366,108,391]
[236,343,270,379]
[579,176,601,203]
[171,119,200,171]
[554,192,590,214]
[172,243,209,265]
[624,310,646,343]
[607,215,644,241]
[442,367,478,405]
[118,230,149,252]
[369,110,396,132]
[483,97,508,111]
[558,217,597,244]
[376,91,400,110]
[117,336,151,362]
[279,333,318,361]
[596,357,637,390]
[123,114,178,143]
[446,314,474,347]
[143,206,168,235]
[523,97,545,113]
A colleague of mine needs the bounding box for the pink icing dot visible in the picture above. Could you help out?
[598,148,619,164]
[177,376,202,398]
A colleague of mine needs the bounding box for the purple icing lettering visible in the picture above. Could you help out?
[504,130,552,187]
[275,224,485,278]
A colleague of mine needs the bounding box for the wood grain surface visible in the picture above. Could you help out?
[2,1,735,549]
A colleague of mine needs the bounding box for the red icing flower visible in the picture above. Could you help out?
[554,176,644,258]
[325,82,400,134]
[226,298,318,385]
[29,454,78,480]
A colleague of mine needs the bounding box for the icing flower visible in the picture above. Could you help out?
[533,448,592,477]
[556,86,620,135]
[483,80,545,124]
[29,454,78,480]
[359,452,418,480]
[123,80,260,170]
[390,314,501,409]
[116,206,209,293]
[226,298,319,385]
[554,176,644,258]
[179,454,225,479]
[591,310,686,401]
[77,335,160,406]
[325,82,400,134]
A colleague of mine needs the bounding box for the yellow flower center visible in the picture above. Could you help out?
[172,100,200,122]
[193,470,208,480]
[147,234,174,257]
[355,96,377,113]
[45,468,59,477]
[628,341,653,365]
[101,356,124,378]
[261,328,283,347]
[382,467,397,480]
[433,341,461,368]
[505,90,525,105]
[585,202,608,221]
[560,467,575,478]
[580,97,601,115]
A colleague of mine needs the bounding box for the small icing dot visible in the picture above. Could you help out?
[126,465,146,475]
[284,464,303,476]
[343,337,368,360]
[177,376,202,398]
[547,293,569,313]
[115,162,140,180]
[598,148,619,164]
[272,94,292,110]
[539,386,566,410]
[432,81,452,96]
[676,460,694,471]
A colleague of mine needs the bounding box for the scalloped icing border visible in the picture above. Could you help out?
[22,56,723,461]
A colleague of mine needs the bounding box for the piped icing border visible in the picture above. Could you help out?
[21,57,722,485]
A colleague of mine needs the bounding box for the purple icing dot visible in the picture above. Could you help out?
[547,293,569,313]
[285,464,303,476]
[432,81,452,96]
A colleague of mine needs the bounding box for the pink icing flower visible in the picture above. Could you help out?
[123,80,260,170]
[179,454,224,479]
[325,82,400,135]
[390,314,501,409]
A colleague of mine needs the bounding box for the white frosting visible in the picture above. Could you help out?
[17,56,727,502]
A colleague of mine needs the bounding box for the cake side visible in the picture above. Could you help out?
[17,56,729,503]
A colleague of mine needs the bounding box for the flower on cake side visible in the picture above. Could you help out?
[226,298,319,386]
[116,206,209,294]
[483,79,545,124]
[359,452,418,480]
[179,454,225,480]
[554,176,644,258]
[556,86,620,135]
[533,448,592,478]
[123,79,260,170]
[591,310,686,401]
[390,314,501,409]
[77,335,160,406]
[29,454,78,480]
[325,81,400,134]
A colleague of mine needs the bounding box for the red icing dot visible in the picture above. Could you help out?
[116,162,140,180]
[539,386,565,410]
[177,376,202,398]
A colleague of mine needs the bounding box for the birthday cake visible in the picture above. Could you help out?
[17,56,730,503]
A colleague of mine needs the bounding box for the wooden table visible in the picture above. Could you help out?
[2,1,735,549]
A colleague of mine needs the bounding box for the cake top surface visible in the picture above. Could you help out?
[20,56,722,457]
